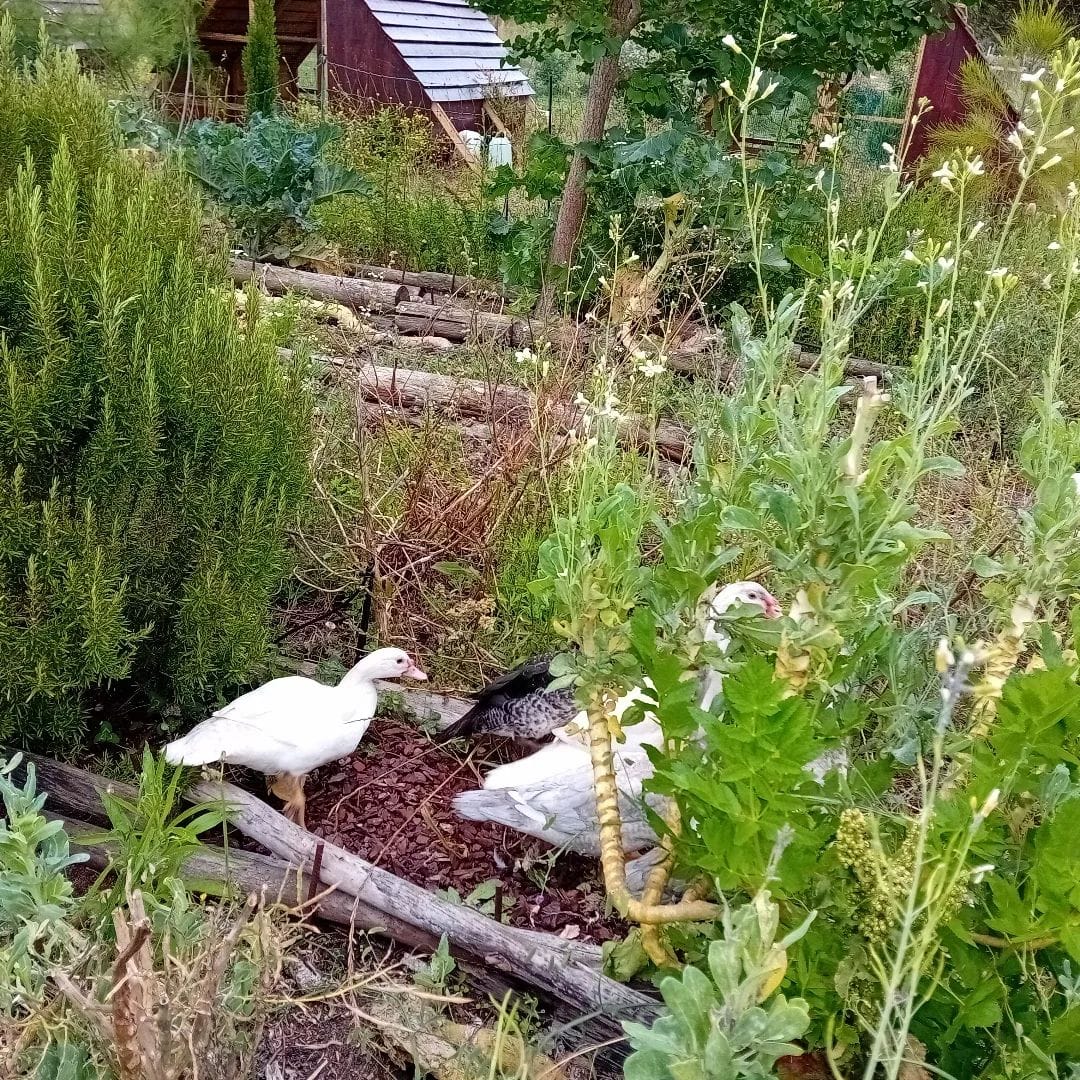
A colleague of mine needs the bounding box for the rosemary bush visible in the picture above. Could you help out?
[0,25,311,745]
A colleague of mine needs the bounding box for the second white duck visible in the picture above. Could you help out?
[451,581,779,853]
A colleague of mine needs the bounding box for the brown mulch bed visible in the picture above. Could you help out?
[303,717,627,945]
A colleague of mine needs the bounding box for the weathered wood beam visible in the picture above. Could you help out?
[230,260,412,314]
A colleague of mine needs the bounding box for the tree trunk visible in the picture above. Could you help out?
[540,0,641,313]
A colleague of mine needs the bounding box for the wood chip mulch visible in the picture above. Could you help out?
[303,718,627,944]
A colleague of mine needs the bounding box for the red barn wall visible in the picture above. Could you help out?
[324,0,428,110]
[902,7,1017,169]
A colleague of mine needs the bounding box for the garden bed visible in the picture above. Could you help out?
[303,717,626,944]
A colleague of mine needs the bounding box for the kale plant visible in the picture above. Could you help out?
[185,112,369,257]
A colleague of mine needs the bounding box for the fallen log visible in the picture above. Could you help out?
[188,778,651,1020]
[313,353,689,463]
[352,263,510,300]
[394,300,523,347]
[12,752,659,1064]
[56,813,619,1073]
[231,260,412,314]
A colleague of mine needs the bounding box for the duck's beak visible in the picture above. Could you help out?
[405,661,428,681]
[763,593,782,619]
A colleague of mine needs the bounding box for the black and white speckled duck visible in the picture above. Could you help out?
[433,655,575,743]
[435,580,783,745]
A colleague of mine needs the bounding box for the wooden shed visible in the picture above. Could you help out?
[324,0,533,135]
[194,0,531,140]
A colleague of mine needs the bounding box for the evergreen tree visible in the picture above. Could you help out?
[242,0,280,119]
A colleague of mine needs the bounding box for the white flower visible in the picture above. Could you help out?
[937,255,956,273]
[1018,121,1034,135]
[931,161,956,190]
[820,131,842,152]
[986,266,1010,283]
[1053,125,1076,142]
[760,80,779,101]
[965,156,986,177]
[970,863,995,884]
[1057,77,1067,92]
[1073,471,1080,497]
[1007,127,1025,150]
[935,638,955,672]
[722,34,742,54]
[968,220,985,240]
[637,356,667,378]
[901,248,919,263]
[882,141,895,156]
[1020,68,1046,84]
[513,348,536,364]
[1049,240,1063,250]
[934,299,952,317]
[1042,274,1054,290]
[1041,154,1063,170]
[719,79,734,96]
[573,392,589,407]
[973,299,986,316]
[772,31,797,44]
[979,788,1001,816]
[747,66,763,99]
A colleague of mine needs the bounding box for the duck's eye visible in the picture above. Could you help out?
[397,657,406,665]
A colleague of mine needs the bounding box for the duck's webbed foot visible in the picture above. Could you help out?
[270,773,308,830]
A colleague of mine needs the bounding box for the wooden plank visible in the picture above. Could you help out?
[483,99,511,139]
[368,0,490,18]
[374,10,501,31]
[416,67,529,87]
[381,26,501,43]
[201,30,319,43]
[409,57,516,72]
[368,0,476,9]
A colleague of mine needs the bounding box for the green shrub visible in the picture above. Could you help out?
[306,104,500,276]
[0,25,311,745]
[242,0,279,119]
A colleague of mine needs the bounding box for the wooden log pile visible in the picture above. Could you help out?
[239,259,890,383]
[11,751,659,1071]
[304,352,690,463]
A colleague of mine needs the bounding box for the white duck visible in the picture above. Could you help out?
[164,647,427,828]
[452,581,779,854]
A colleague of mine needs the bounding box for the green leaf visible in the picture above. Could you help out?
[783,244,825,278]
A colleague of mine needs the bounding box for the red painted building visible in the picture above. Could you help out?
[195,0,532,135]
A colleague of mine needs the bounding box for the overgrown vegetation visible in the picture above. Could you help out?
[242,0,279,120]
[8,0,1080,1077]
[0,26,311,746]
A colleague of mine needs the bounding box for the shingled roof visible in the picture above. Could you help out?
[365,0,533,102]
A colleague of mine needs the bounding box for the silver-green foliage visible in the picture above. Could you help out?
[0,25,311,743]
[0,754,86,1015]
[624,893,813,1079]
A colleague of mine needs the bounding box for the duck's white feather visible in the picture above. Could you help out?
[453,687,662,853]
[164,674,378,776]
[451,580,781,855]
